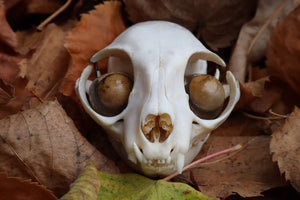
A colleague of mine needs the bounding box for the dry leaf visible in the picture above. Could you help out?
[229,0,295,83]
[0,101,119,197]
[235,77,282,113]
[0,173,57,200]
[124,0,257,50]
[0,53,33,119]
[26,0,62,14]
[266,6,300,98]
[179,113,286,198]
[17,23,72,107]
[60,161,101,200]
[2,0,22,10]
[61,1,126,97]
[270,107,300,192]
[0,0,17,51]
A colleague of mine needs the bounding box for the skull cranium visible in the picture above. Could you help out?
[76,21,240,176]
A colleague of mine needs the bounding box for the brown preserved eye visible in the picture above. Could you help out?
[89,72,133,116]
[187,74,225,119]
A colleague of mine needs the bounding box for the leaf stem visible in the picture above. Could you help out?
[37,0,72,31]
[163,144,242,181]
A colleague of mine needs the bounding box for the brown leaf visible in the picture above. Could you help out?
[235,77,282,113]
[0,101,119,197]
[0,173,57,200]
[124,0,257,50]
[178,113,286,198]
[266,6,300,98]
[270,107,300,192]
[0,0,17,51]
[229,0,295,83]
[61,1,126,97]
[26,0,62,14]
[0,53,33,119]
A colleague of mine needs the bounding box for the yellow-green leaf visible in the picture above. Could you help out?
[97,172,219,200]
[60,161,101,200]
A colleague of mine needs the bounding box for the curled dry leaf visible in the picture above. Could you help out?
[0,173,57,200]
[235,77,282,113]
[124,0,257,50]
[0,101,119,197]
[266,6,300,98]
[229,0,295,83]
[270,107,300,192]
[61,1,126,97]
[179,113,286,198]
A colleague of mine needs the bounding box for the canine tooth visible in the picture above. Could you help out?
[133,143,143,163]
[176,154,184,174]
[128,152,137,164]
[167,156,171,164]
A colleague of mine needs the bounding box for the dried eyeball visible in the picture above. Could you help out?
[188,74,225,119]
[89,72,133,116]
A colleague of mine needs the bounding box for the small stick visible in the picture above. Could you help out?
[37,0,72,31]
[241,111,285,120]
[163,144,242,181]
[30,89,44,103]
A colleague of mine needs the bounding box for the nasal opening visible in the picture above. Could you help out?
[141,113,173,143]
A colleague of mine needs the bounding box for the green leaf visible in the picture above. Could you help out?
[97,172,219,200]
[60,161,101,200]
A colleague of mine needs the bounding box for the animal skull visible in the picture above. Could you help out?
[76,21,240,176]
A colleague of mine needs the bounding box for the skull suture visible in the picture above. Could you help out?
[76,21,240,176]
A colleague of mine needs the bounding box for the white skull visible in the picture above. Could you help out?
[76,21,240,176]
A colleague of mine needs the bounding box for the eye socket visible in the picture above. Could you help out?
[187,74,225,119]
[88,72,133,117]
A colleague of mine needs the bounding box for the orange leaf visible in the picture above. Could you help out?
[61,1,126,97]
[0,101,119,197]
[0,173,57,200]
[266,6,300,98]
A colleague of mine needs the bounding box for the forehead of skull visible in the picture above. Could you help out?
[109,21,203,57]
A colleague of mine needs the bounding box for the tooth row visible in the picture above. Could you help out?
[142,156,172,164]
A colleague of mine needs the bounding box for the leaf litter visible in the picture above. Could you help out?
[0,0,300,199]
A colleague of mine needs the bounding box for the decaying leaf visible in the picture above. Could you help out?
[124,0,257,50]
[98,170,219,200]
[61,1,126,97]
[17,23,72,106]
[266,6,300,98]
[179,113,286,198]
[270,107,300,192]
[0,173,57,200]
[235,77,282,113]
[0,0,17,51]
[229,0,295,83]
[60,161,101,200]
[0,53,33,119]
[0,101,119,197]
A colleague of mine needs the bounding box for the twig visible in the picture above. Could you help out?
[30,89,44,103]
[37,0,73,31]
[268,109,287,118]
[241,111,285,120]
[163,144,242,181]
